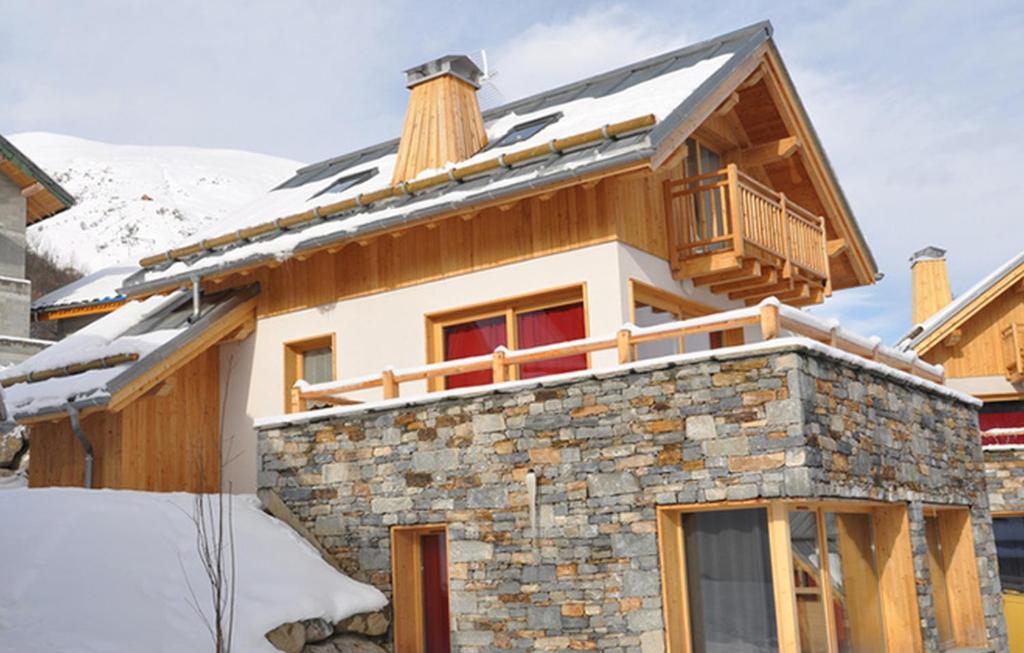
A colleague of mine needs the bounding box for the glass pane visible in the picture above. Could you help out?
[516,303,587,379]
[443,316,507,389]
[789,511,829,653]
[420,532,451,653]
[634,303,680,360]
[301,347,332,385]
[826,513,886,653]
[684,508,778,653]
[924,516,955,649]
[993,516,1024,592]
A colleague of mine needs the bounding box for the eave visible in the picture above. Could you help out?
[0,134,75,224]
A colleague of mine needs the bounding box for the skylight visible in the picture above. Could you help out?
[490,113,562,149]
[308,168,378,200]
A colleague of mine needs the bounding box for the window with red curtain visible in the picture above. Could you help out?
[443,316,507,389]
[420,532,451,653]
[517,303,587,379]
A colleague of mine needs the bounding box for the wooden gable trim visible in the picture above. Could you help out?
[914,259,1024,356]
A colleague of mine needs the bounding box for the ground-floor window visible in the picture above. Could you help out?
[993,515,1024,593]
[391,525,451,653]
[658,501,987,653]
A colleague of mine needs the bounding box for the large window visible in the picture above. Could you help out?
[659,501,984,653]
[392,525,451,653]
[629,280,743,360]
[428,285,587,390]
[283,334,336,412]
[993,515,1024,593]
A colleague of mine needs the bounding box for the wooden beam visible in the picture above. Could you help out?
[729,278,794,301]
[710,266,778,294]
[20,182,44,198]
[715,92,740,117]
[827,238,848,258]
[874,504,924,653]
[729,137,800,168]
[690,258,757,287]
[941,329,962,348]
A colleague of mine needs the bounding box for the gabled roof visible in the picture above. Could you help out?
[0,134,75,224]
[122,21,874,297]
[898,247,1024,352]
[1,285,257,421]
[32,265,138,318]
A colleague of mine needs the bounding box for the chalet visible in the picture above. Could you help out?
[899,245,1024,651]
[0,22,1009,652]
[31,265,136,337]
[0,133,74,366]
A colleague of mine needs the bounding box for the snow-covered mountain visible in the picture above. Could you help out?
[11,133,301,273]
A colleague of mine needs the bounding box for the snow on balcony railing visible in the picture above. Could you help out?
[291,298,943,410]
[981,427,1024,450]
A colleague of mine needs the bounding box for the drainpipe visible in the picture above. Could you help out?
[188,275,201,323]
[66,404,93,488]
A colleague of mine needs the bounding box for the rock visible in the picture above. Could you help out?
[333,609,390,637]
[0,426,25,469]
[303,618,334,644]
[305,634,387,653]
[266,622,306,653]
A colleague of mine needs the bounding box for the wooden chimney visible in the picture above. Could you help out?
[391,55,488,184]
[911,246,953,324]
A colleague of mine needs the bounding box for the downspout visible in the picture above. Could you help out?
[189,275,201,323]
[66,404,93,488]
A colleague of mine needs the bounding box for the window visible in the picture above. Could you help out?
[684,137,727,249]
[658,501,949,653]
[428,285,587,390]
[392,525,451,653]
[489,113,562,149]
[629,280,742,360]
[922,508,987,651]
[308,168,378,200]
[993,515,1024,593]
[284,334,336,412]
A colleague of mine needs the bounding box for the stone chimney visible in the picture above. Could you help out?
[910,246,952,324]
[391,55,488,184]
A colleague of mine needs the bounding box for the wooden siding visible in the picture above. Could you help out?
[27,348,221,492]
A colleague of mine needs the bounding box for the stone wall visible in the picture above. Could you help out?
[258,343,1007,652]
[985,448,1024,514]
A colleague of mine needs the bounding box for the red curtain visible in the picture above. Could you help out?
[517,303,586,379]
[420,533,451,653]
[443,316,507,389]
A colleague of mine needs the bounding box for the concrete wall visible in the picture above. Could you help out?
[0,276,30,340]
[220,241,748,491]
[258,344,1007,652]
[0,174,26,280]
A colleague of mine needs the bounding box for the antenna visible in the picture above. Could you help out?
[474,48,506,110]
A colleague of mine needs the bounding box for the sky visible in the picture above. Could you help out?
[2,0,1022,343]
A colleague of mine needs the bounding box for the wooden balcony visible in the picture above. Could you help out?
[1001,322,1024,383]
[665,164,831,306]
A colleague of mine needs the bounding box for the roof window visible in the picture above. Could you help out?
[308,168,378,200]
[490,113,562,149]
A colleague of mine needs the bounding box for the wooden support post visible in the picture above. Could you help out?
[727,163,744,258]
[617,328,633,364]
[289,385,303,413]
[767,503,800,653]
[492,348,508,383]
[382,369,399,399]
[759,302,780,340]
[779,192,793,279]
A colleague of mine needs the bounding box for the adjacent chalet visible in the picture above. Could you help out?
[899,245,1024,650]
[0,23,1009,652]
[0,133,74,365]
[31,265,136,336]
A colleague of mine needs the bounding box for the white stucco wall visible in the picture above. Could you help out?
[219,241,757,491]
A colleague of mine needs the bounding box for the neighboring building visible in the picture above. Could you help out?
[31,265,136,337]
[899,245,1024,652]
[0,22,1008,651]
[0,134,74,366]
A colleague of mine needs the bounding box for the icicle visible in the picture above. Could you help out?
[526,469,538,544]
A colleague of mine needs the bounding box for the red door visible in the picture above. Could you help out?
[420,532,451,653]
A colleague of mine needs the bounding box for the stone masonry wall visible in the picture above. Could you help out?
[258,344,1006,652]
[985,448,1024,514]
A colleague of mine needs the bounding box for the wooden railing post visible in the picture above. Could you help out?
[760,302,780,340]
[818,215,830,286]
[382,369,399,399]
[492,348,508,383]
[617,328,633,364]
[727,164,744,257]
[290,385,303,413]
[779,192,793,279]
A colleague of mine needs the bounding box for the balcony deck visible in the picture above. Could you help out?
[665,164,831,306]
[1001,322,1024,382]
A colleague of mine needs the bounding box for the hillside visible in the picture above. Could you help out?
[10,132,301,273]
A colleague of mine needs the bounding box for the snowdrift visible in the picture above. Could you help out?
[0,488,386,652]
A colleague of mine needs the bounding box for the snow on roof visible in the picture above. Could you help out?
[32,265,138,312]
[898,247,1024,350]
[124,23,772,295]
[0,488,386,652]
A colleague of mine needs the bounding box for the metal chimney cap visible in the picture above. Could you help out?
[910,246,947,265]
[404,55,484,90]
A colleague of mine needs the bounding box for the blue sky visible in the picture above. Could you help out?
[2,1,1022,342]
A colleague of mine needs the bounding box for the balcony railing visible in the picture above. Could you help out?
[1001,322,1024,382]
[665,164,830,288]
[291,301,943,409]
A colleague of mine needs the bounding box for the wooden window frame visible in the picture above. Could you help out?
[424,283,589,391]
[283,333,337,412]
[657,499,928,653]
[628,279,743,353]
[921,505,987,650]
[391,524,451,653]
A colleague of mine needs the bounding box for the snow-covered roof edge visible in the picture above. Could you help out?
[897,247,1024,351]
[257,337,979,430]
[32,266,138,312]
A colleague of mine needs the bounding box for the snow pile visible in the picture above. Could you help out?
[32,265,138,311]
[10,133,301,273]
[0,488,386,652]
